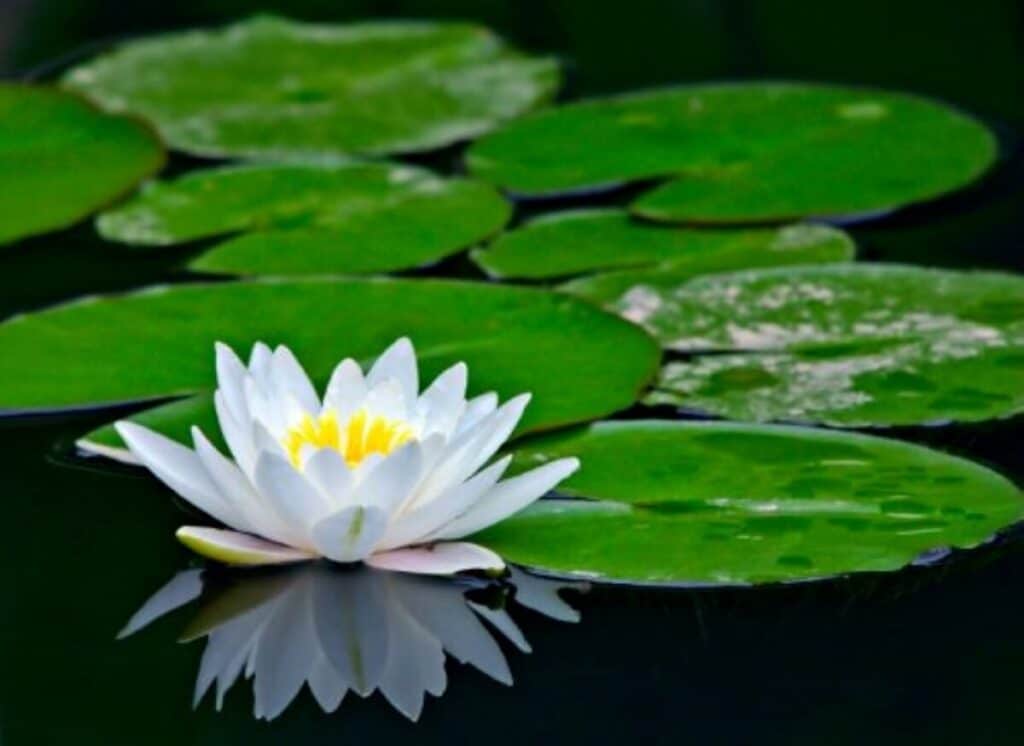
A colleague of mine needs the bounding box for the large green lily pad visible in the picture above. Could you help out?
[612,264,1024,426]
[97,162,511,276]
[466,83,996,223]
[0,278,659,441]
[473,209,854,280]
[474,421,1024,585]
[0,84,164,246]
[63,16,559,159]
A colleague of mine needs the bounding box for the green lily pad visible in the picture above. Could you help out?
[63,16,559,160]
[0,84,164,246]
[466,83,996,223]
[607,263,1024,426]
[473,421,1024,585]
[473,209,854,280]
[97,162,511,276]
[0,278,659,440]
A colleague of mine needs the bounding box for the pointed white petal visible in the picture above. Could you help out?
[244,376,286,436]
[253,453,331,547]
[411,394,530,509]
[116,421,242,531]
[214,390,255,474]
[302,448,354,507]
[191,427,259,533]
[118,569,204,639]
[270,345,320,414]
[378,455,511,551]
[323,358,368,418]
[310,506,389,563]
[248,342,273,388]
[176,527,315,566]
[364,377,408,421]
[215,342,249,422]
[416,363,468,438]
[350,441,423,515]
[432,457,580,540]
[457,392,498,435]
[367,337,418,408]
[366,542,504,576]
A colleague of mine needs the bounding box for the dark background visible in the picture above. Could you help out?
[1,1,1023,743]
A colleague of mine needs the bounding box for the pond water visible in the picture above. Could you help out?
[1,1,1023,743]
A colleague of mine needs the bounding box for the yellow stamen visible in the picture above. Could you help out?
[283,408,415,468]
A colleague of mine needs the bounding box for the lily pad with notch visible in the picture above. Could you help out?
[466,83,996,223]
[97,161,511,276]
[473,420,1024,585]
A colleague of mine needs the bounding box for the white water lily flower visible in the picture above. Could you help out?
[115,338,579,576]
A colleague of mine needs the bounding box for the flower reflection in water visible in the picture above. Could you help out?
[119,565,586,721]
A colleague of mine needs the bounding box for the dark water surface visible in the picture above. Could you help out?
[1,1,1023,743]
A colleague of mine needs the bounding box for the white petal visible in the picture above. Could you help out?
[215,342,249,422]
[457,392,498,435]
[253,453,332,548]
[364,377,408,421]
[377,455,511,551]
[310,506,389,563]
[367,337,418,407]
[270,345,320,414]
[350,441,423,515]
[244,376,286,436]
[248,342,273,388]
[431,457,580,540]
[214,390,255,474]
[302,448,354,507]
[417,362,467,437]
[323,358,368,418]
[116,422,243,531]
[176,527,315,566]
[118,569,204,639]
[411,394,529,509]
[366,542,504,575]
[191,427,259,533]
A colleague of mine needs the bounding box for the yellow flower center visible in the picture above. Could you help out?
[283,408,415,469]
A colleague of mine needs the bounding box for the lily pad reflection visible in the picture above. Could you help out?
[119,564,585,721]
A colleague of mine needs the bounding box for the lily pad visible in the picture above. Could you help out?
[0,84,164,246]
[0,278,659,441]
[473,421,1024,585]
[473,209,854,280]
[63,16,560,159]
[97,162,511,276]
[466,83,996,223]
[608,263,1024,426]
